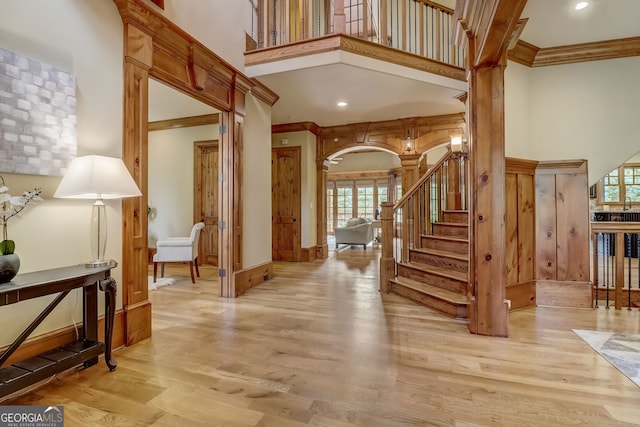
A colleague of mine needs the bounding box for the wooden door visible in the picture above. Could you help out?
[272,146,301,261]
[194,140,219,266]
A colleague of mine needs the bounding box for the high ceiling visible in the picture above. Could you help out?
[150,1,640,127]
[520,0,640,48]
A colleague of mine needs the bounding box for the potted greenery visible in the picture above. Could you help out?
[0,176,42,283]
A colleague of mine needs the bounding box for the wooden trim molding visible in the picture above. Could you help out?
[535,159,587,175]
[533,37,640,67]
[509,37,640,67]
[505,280,536,311]
[272,122,321,135]
[536,280,592,308]
[328,170,396,181]
[301,246,318,262]
[505,157,538,175]
[148,114,219,132]
[1,310,126,367]
[245,34,466,82]
[508,39,539,67]
[234,262,273,296]
[318,113,466,160]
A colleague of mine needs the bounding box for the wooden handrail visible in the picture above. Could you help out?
[394,148,453,210]
[590,221,640,232]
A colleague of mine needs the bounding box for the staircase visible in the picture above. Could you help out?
[382,150,470,319]
[390,210,469,319]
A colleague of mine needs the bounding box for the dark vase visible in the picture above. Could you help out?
[0,254,20,284]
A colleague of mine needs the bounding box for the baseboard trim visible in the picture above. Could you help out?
[301,246,318,262]
[506,280,536,311]
[0,310,126,367]
[316,244,328,259]
[235,262,273,296]
[536,280,592,308]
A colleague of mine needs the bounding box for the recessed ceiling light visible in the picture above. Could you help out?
[337,101,348,107]
[575,2,588,10]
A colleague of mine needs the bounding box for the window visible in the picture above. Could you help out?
[377,180,388,205]
[356,181,374,218]
[336,183,353,227]
[599,164,640,204]
[624,166,640,200]
[601,168,619,202]
[326,185,334,235]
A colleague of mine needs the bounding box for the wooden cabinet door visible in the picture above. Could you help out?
[194,140,219,266]
[272,146,301,261]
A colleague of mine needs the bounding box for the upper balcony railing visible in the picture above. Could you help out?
[248,0,465,68]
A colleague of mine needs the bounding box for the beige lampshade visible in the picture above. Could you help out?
[54,155,141,200]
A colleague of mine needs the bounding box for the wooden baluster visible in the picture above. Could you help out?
[380,0,388,45]
[333,0,346,34]
[592,231,598,308]
[615,231,624,309]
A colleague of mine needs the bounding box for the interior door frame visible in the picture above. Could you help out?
[115,0,277,345]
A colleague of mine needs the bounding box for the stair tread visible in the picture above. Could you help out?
[411,247,467,261]
[401,262,468,281]
[434,222,468,227]
[392,276,468,304]
[424,234,468,243]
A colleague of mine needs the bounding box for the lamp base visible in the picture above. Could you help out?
[85,259,117,268]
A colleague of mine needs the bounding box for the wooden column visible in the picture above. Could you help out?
[121,23,152,345]
[316,159,329,259]
[454,0,528,337]
[379,202,395,293]
[400,153,420,260]
[467,56,509,337]
[399,153,420,193]
[447,158,462,210]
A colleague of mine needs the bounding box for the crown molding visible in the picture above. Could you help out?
[509,37,640,67]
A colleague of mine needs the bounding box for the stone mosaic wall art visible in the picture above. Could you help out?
[0,48,76,176]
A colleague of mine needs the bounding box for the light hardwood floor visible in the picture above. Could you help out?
[5,248,640,426]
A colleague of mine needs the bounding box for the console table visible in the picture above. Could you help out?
[0,263,117,398]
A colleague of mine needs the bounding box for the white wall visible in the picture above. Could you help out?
[0,0,124,345]
[148,125,219,247]
[272,131,317,248]
[243,95,273,266]
[506,56,640,184]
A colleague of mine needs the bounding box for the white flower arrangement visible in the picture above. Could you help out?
[0,176,43,255]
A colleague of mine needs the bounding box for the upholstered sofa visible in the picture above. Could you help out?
[334,218,373,250]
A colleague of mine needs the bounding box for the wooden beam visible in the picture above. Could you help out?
[272,122,321,135]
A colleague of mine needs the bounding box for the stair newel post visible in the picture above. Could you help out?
[379,202,396,293]
[447,156,462,210]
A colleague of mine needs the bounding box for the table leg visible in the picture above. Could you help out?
[100,277,117,371]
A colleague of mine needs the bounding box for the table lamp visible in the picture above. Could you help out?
[54,155,142,267]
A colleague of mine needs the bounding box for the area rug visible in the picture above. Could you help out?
[148,276,175,291]
[573,329,640,388]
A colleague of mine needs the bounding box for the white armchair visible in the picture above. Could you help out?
[334,218,373,250]
[153,222,205,284]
